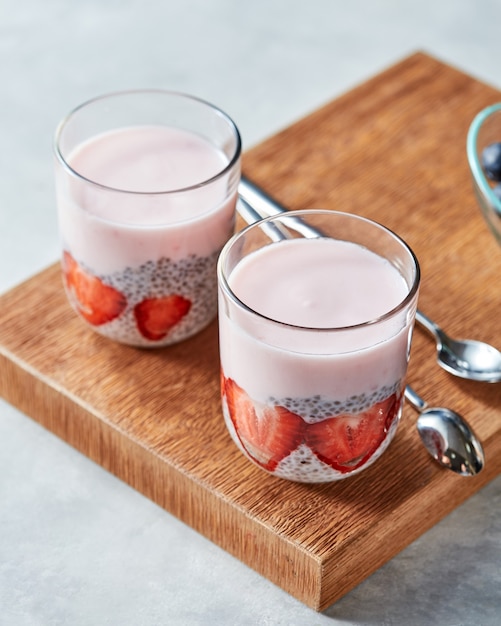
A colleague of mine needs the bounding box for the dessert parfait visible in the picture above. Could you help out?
[218,211,420,483]
[54,91,241,347]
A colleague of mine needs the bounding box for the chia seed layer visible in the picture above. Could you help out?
[269,380,402,423]
[77,250,219,347]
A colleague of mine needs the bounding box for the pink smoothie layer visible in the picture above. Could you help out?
[57,125,236,274]
[231,237,408,328]
[69,126,228,199]
[220,237,413,406]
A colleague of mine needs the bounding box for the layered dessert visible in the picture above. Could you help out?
[56,125,237,346]
[219,236,415,482]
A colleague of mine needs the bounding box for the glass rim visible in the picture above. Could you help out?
[217,209,421,333]
[53,88,242,196]
[467,102,501,212]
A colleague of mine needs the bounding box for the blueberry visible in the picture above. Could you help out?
[481,142,501,181]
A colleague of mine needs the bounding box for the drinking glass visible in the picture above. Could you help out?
[54,90,241,347]
[218,210,420,482]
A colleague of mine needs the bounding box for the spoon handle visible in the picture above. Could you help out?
[237,196,288,242]
[414,309,441,339]
[404,385,427,412]
[239,176,289,215]
[239,176,322,239]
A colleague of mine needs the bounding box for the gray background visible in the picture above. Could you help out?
[2,1,501,624]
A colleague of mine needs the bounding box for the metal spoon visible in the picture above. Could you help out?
[239,175,501,384]
[415,309,501,383]
[404,386,484,476]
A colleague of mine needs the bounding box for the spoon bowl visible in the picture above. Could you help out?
[416,310,501,383]
[416,408,484,476]
[404,386,484,476]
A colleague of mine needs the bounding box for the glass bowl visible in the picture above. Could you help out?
[467,103,501,246]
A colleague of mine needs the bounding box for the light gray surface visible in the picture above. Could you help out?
[2,1,501,624]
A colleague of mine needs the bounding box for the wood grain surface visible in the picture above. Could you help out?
[1,52,501,611]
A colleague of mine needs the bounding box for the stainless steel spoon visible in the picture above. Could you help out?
[239,175,501,383]
[404,386,484,476]
[415,309,501,383]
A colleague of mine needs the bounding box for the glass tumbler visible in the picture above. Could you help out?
[54,90,241,347]
[218,210,420,482]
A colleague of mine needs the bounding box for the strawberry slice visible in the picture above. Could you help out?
[223,378,303,471]
[305,394,400,473]
[134,294,191,341]
[62,251,127,326]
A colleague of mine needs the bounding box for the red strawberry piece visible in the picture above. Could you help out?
[134,294,191,341]
[223,378,304,472]
[305,394,400,473]
[62,251,127,326]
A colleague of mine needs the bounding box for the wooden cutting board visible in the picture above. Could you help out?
[1,52,501,611]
